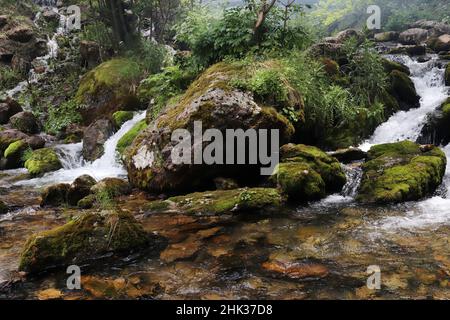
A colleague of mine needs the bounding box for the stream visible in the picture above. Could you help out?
[1,16,450,298]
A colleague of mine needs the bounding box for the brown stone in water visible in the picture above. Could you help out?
[262,260,329,279]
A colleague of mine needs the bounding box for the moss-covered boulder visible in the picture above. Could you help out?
[145,188,284,215]
[0,129,28,155]
[116,119,147,155]
[374,31,399,42]
[357,141,447,204]
[445,63,450,86]
[1,139,29,169]
[388,70,420,110]
[75,59,143,125]
[271,144,347,201]
[125,62,295,193]
[91,178,131,198]
[67,175,97,206]
[382,58,410,75]
[40,183,70,207]
[18,211,150,274]
[112,111,134,129]
[24,148,62,176]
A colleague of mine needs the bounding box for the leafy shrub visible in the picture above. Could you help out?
[0,65,22,92]
[44,99,83,135]
[126,40,167,75]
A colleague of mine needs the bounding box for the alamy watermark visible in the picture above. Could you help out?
[66,265,81,290]
[171,121,280,176]
[367,5,381,30]
[366,265,381,290]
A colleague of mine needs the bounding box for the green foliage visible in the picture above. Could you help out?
[0,65,22,92]
[44,99,83,135]
[80,21,114,60]
[125,40,167,75]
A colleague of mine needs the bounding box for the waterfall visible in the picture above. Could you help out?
[16,112,146,187]
[360,55,449,151]
[6,7,66,98]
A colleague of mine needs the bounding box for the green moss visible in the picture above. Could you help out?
[4,140,26,158]
[77,194,96,209]
[382,58,410,75]
[145,188,284,215]
[18,211,148,274]
[389,70,419,105]
[357,141,447,204]
[117,119,148,155]
[75,58,142,103]
[24,148,62,176]
[112,111,134,128]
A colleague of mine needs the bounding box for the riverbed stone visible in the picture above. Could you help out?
[24,148,62,176]
[357,141,447,204]
[145,188,284,215]
[40,183,70,207]
[399,28,429,45]
[271,144,347,201]
[0,129,29,154]
[125,62,294,193]
[374,31,399,42]
[18,211,150,274]
[91,178,131,198]
[1,139,28,169]
[67,175,97,206]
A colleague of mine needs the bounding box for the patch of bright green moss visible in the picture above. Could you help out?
[24,148,62,176]
[117,119,148,155]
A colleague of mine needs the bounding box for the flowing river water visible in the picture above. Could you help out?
[1,26,450,298]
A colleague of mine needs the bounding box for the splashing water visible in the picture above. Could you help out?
[16,112,146,187]
[360,55,449,151]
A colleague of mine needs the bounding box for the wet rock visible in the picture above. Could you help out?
[67,175,97,206]
[91,178,131,197]
[388,70,420,110]
[417,98,450,145]
[382,58,410,75]
[0,98,22,124]
[214,177,239,190]
[9,111,39,134]
[75,58,142,125]
[399,28,429,45]
[411,20,450,37]
[389,44,427,56]
[271,144,346,201]
[0,200,8,215]
[112,110,133,129]
[19,211,151,274]
[357,141,447,204]
[262,258,329,280]
[82,119,115,161]
[37,288,63,300]
[328,148,367,164]
[79,40,101,69]
[24,148,62,176]
[145,188,284,215]
[40,183,70,207]
[125,62,294,193]
[374,31,399,42]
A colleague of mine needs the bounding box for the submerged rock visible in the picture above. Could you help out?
[357,141,447,204]
[19,211,151,274]
[82,119,115,161]
[271,144,346,201]
[125,62,294,193]
[399,28,429,45]
[145,188,284,215]
[24,148,62,176]
[75,58,142,125]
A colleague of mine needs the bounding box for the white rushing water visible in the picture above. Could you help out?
[359,55,450,231]
[360,55,449,151]
[16,112,146,187]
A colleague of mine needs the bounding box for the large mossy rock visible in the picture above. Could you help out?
[75,59,142,125]
[145,188,284,215]
[388,70,420,110]
[357,141,447,204]
[271,144,347,201]
[0,129,28,154]
[1,139,28,169]
[18,211,150,274]
[24,148,62,176]
[125,62,295,193]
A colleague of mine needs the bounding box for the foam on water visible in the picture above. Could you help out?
[16,112,146,187]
